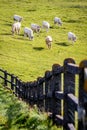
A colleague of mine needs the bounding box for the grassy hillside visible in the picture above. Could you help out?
[0,0,87,81]
[0,84,59,130]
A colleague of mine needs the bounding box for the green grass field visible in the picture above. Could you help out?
[0,0,87,81]
[0,0,87,129]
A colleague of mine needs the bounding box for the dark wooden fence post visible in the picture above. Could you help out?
[52,64,63,115]
[25,82,30,103]
[23,82,31,102]
[21,81,28,101]
[78,60,87,130]
[11,74,14,90]
[18,80,22,99]
[37,77,45,111]
[45,70,52,113]
[21,82,26,100]
[52,64,64,126]
[63,58,76,130]
[32,81,38,105]
[15,77,19,96]
[29,81,35,106]
[27,82,31,104]
[4,70,7,86]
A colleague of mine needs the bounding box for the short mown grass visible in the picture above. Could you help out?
[0,0,87,81]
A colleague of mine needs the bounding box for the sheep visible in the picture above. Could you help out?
[54,17,62,26]
[42,21,50,32]
[11,22,21,35]
[13,15,23,22]
[68,32,77,44]
[45,36,52,49]
[24,27,34,40]
[31,23,41,33]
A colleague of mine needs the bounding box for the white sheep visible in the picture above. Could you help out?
[31,23,41,33]
[11,22,21,35]
[68,32,77,44]
[54,17,62,26]
[13,15,23,22]
[45,36,52,49]
[42,21,50,32]
[24,27,34,40]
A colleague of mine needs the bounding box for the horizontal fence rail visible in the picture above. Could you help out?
[0,58,87,130]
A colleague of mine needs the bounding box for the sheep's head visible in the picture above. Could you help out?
[30,36,34,40]
[59,21,62,26]
[73,36,77,42]
[19,17,23,22]
[37,26,41,32]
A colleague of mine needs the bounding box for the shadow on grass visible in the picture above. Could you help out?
[50,26,54,29]
[33,47,44,51]
[66,19,81,23]
[27,9,37,12]
[0,33,11,36]
[4,23,12,26]
[55,42,69,46]
[11,35,31,41]
[70,5,87,8]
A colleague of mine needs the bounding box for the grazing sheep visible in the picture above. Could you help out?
[31,23,41,33]
[68,32,77,44]
[45,36,52,49]
[54,17,62,26]
[11,22,21,35]
[24,27,34,40]
[42,21,50,32]
[13,15,23,22]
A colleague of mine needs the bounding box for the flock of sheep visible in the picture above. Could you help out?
[11,14,77,49]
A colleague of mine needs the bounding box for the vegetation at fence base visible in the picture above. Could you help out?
[0,0,87,81]
[0,84,59,130]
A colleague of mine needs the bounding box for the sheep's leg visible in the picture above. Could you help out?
[18,29,20,35]
[24,33,26,37]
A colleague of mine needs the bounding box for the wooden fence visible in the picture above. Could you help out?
[0,58,87,130]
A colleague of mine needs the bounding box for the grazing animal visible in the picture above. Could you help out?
[42,21,50,32]
[68,32,77,44]
[31,23,41,33]
[11,22,21,35]
[13,15,23,22]
[54,17,62,26]
[45,36,52,49]
[24,27,34,40]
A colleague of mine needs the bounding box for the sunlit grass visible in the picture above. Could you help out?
[0,0,87,82]
[0,1,87,129]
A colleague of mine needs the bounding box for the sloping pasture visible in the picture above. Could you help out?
[0,0,87,81]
